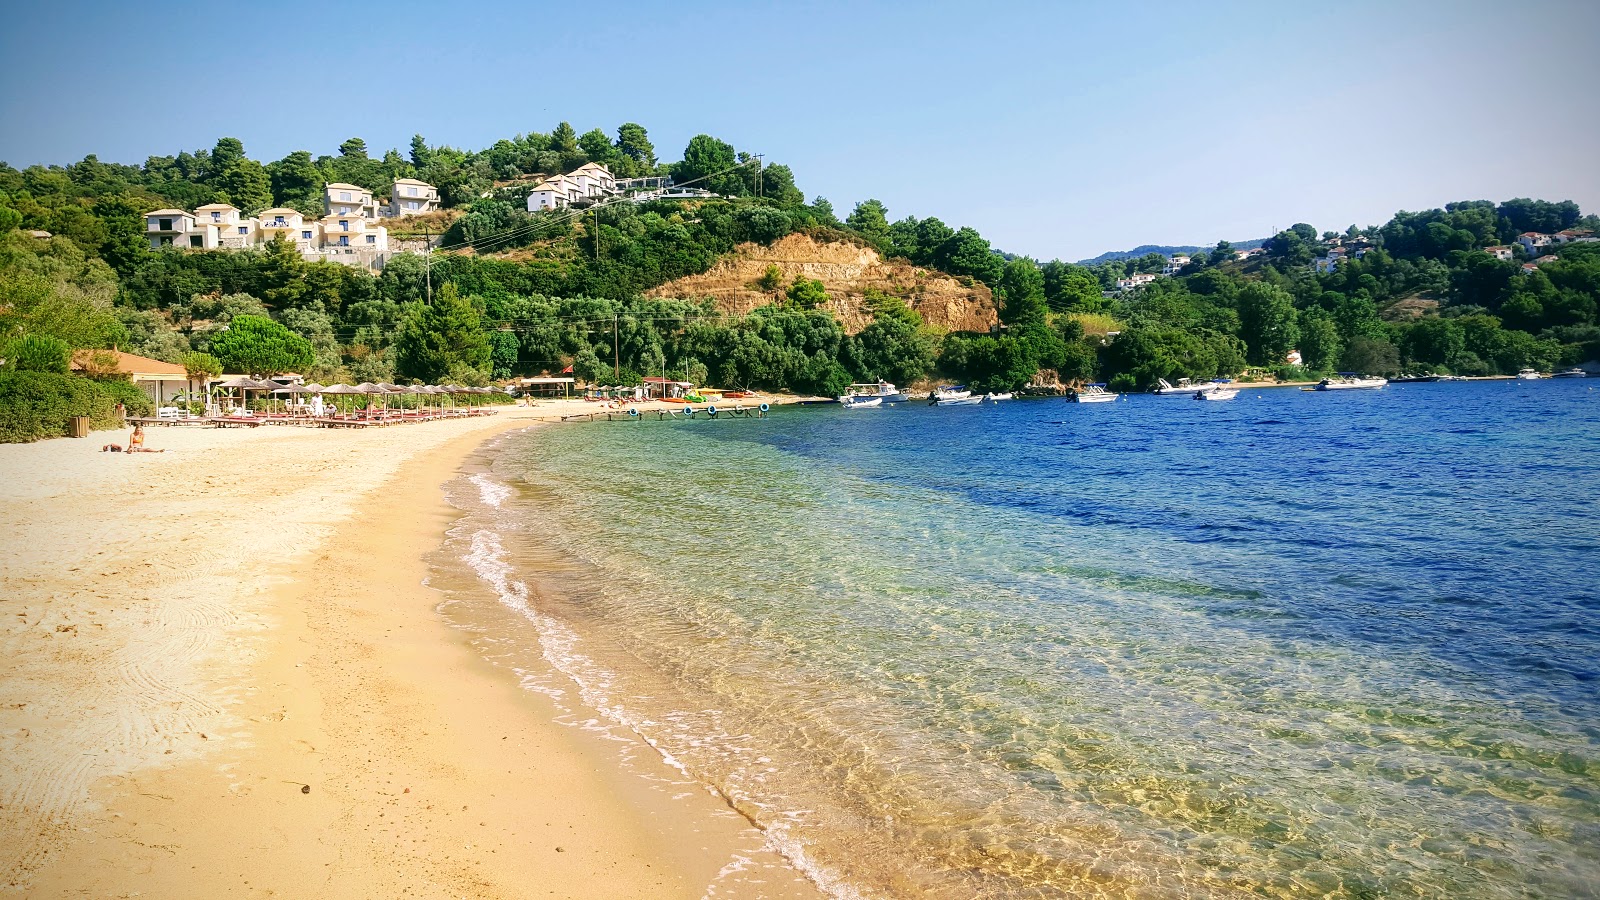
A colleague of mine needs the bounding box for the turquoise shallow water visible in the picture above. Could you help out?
[454,381,1600,898]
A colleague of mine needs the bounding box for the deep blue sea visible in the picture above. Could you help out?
[450,379,1600,898]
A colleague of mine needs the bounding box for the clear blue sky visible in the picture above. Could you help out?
[3,0,1597,261]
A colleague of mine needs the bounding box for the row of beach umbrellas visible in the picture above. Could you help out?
[212,377,502,414]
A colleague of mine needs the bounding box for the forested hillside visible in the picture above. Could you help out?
[4,121,1599,419]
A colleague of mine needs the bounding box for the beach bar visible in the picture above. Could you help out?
[70,349,190,405]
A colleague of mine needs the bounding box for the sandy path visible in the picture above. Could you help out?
[0,410,819,898]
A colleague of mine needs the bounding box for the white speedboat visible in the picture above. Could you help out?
[1197,388,1239,401]
[1070,384,1119,403]
[982,392,1014,403]
[1552,368,1588,379]
[1154,377,1208,396]
[1516,368,1543,380]
[839,395,883,409]
[841,380,909,403]
[935,395,982,406]
[1314,375,1387,390]
[929,385,974,405]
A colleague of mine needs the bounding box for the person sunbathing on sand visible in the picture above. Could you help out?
[124,424,166,453]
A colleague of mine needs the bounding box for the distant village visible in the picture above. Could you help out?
[1111,228,1597,292]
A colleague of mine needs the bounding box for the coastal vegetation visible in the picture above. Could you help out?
[3,123,1599,439]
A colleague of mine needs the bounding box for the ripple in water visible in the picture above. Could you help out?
[453,381,1600,898]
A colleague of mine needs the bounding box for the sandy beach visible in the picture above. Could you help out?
[0,407,820,898]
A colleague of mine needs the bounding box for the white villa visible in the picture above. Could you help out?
[1517,232,1555,257]
[1484,245,1514,261]
[526,162,618,212]
[142,176,447,268]
[1114,272,1158,291]
[1161,255,1190,276]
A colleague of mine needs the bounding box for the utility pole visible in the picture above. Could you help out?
[423,224,432,304]
[594,206,600,261]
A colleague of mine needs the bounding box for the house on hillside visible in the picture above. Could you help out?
[525,163,618,212]
[1161,255,1190,276]
[1484,245,1513,261]
[324,182,378,219]
[145,208,212,249]
[258,208,320,250]
[318,211,388,252]
[388,178,439,217]
[1313,248,1347,274]
[1114,272,1158,291]
[70,349,191,404]
[1555,229,1598,245]
[1517,232,1554,257]
[195,203,260,248]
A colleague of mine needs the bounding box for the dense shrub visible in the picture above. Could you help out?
[0,371,153,442]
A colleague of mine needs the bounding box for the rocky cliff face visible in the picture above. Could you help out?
[645,233,998,334]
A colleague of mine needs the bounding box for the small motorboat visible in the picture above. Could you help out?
[933,395,982,406]
[1070,384,1119,403]
[929,385,974,405]
[982,392,1014,403]
[841,381,909,403]
[1516,368,1544,380]
[839,395,883,409]
[1314,374,1387,390]
[1153,377,1209,396]
[1196,388,1239,401]
[1552,368,1589,379]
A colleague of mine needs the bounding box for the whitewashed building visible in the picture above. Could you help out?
[1161,255,1190,276]
[1484,245,1514,261]
[1517,232,1554,257]
[1114,272,1158,291]
[526,163,618,212]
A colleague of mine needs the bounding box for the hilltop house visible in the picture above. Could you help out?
[1114,272,1158,291]
[526,163,619,212]
[1161,255,1190,276]
[388,178,439,216]
[1484,245,1514,261]
[1314,247,1348,274]
[145,208,217,249]
[1517,232,1554,257]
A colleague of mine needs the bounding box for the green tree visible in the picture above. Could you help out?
[409,134,432,169]
[551,122,579,156]
[845,199,891,246]
[338,137,369,159]
[936,227,1004,285]
[615,123,656,167]
[489,329,519,379]
[268,150,323,213]
[215,158,272,214]
[209,314,314,377]
[1237,283,1300,366]
[1297,310,1342,371]
[787,276,829,310]
[998,258,1047,328]
[676,135,741,195]
[578,128,615,163]
[394,284,491,383]
[1342,336,1401,375]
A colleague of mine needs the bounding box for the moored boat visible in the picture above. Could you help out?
[1197,388,1239,401]
[1552,367,1589,378]
[928,385,974,405]
[982,392,1014,403]
[1070,384,1119,403]
[1154,377,1208,396]
[1315,374,1387,390]
[841,380,909,403]
[840,395,883,409]
[1516,368,1544,380]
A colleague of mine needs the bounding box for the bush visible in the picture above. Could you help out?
[0,371,154,442]
[2,335,72,374]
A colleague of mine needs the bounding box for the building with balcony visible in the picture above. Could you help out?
[318,213,388,251]
[388,178,439,216]
[525,163,618,212]
[324,182,378,219]
[145,208,197,248]
[195,203,261,248]
[257,208,321,250]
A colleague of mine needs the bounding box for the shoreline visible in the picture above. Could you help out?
[1,409,820,897]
